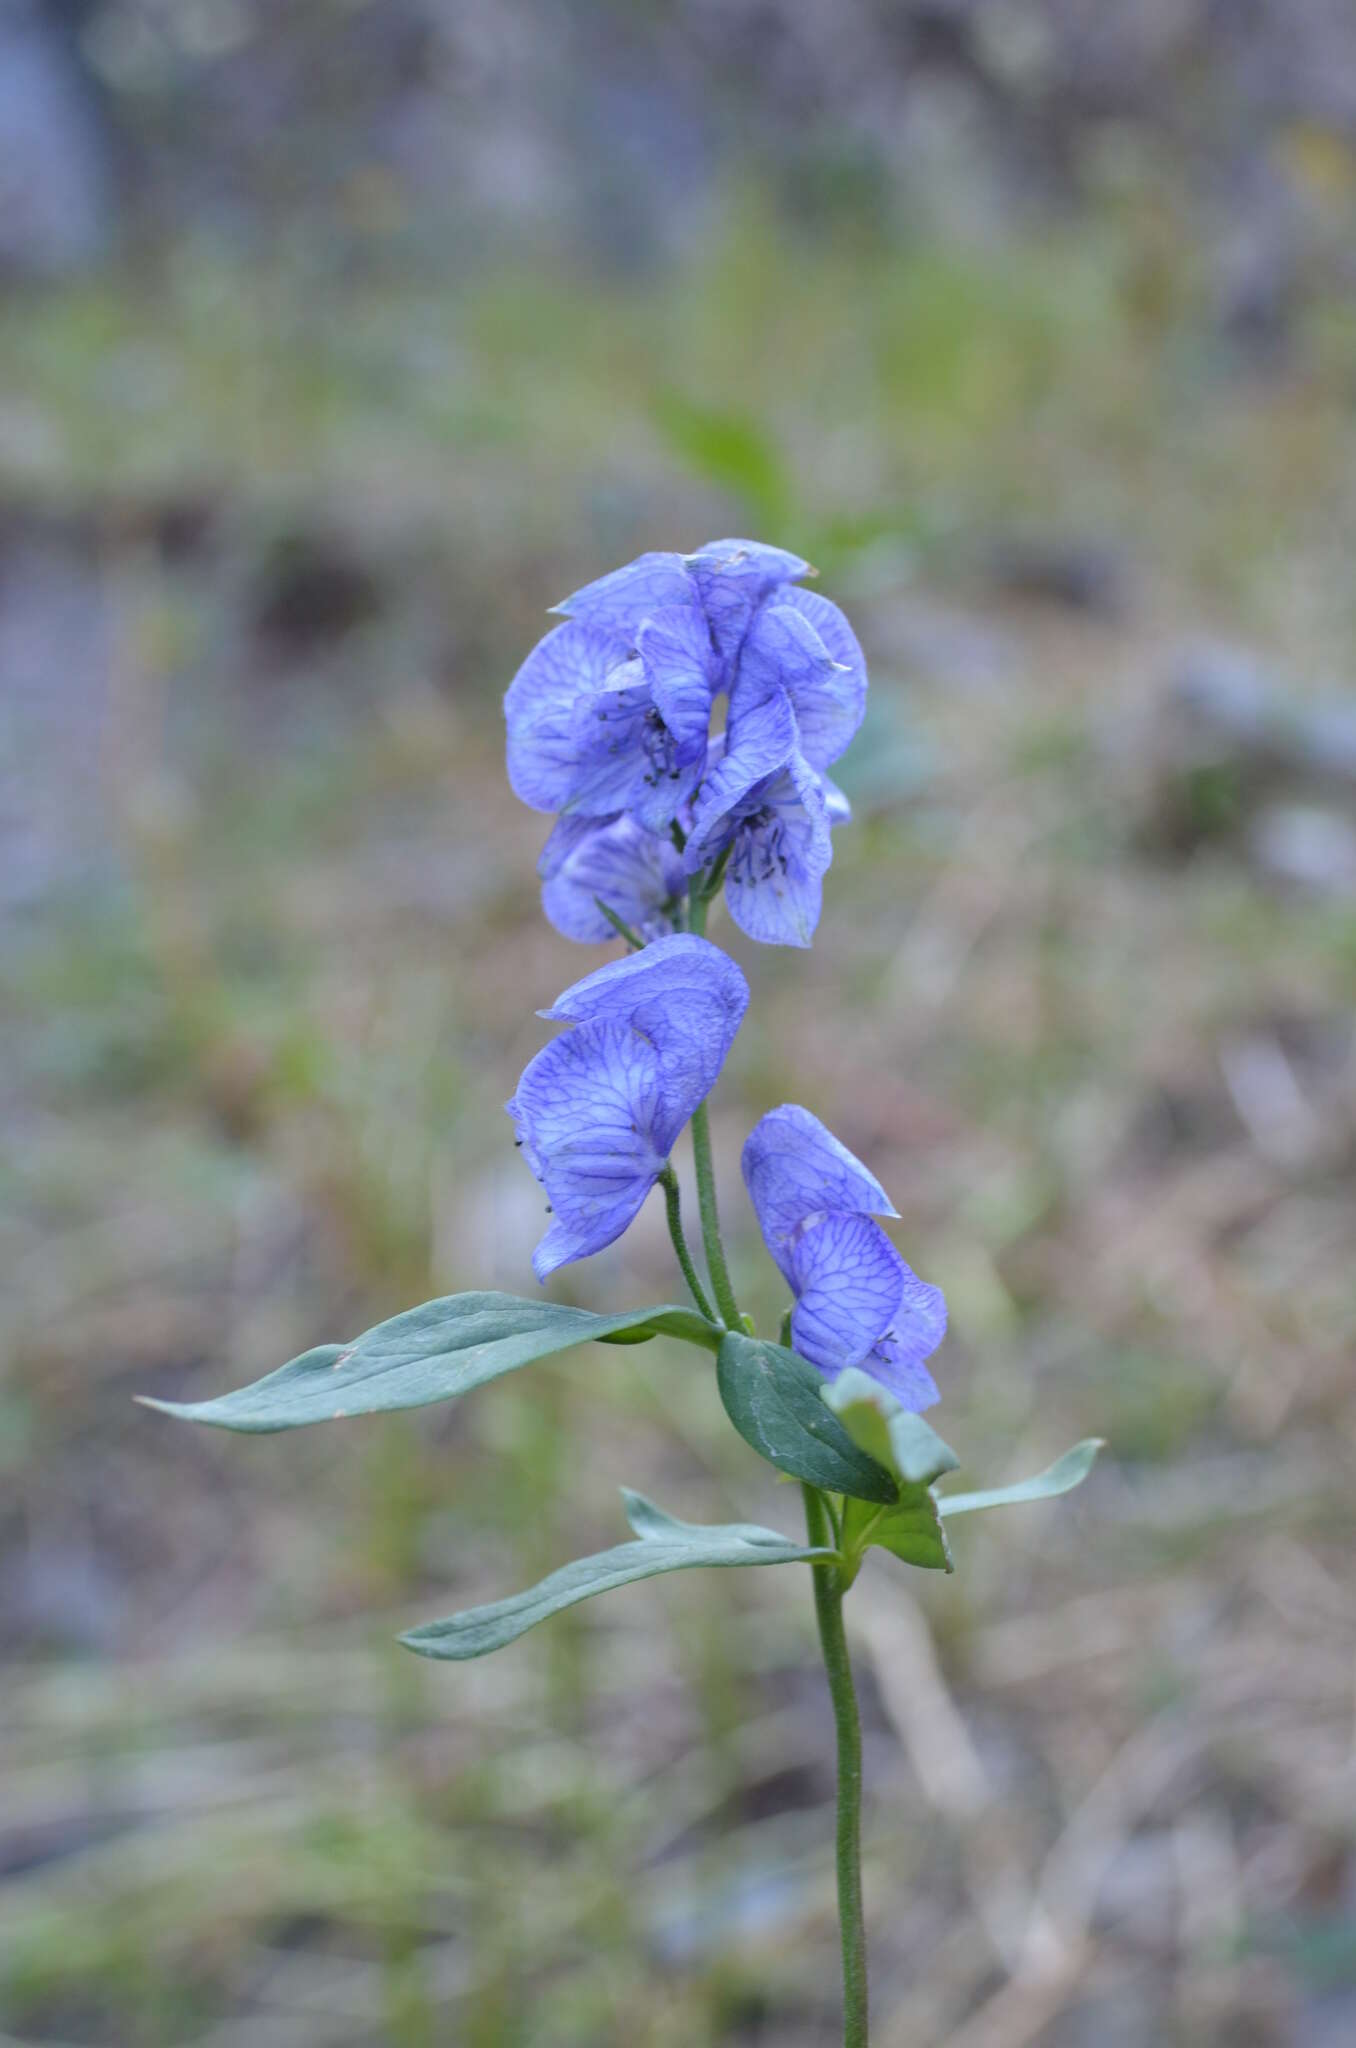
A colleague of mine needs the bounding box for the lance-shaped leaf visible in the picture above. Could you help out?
[937,1438,1105,1518]
[716,1333,899,1504]
[401,1490,832,1661]
[138,1294,720,1434]
[824,1369,958,1573]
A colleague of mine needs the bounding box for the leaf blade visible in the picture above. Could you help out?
[138,1294,720,1434]
[402,1490,830,1660]
[716,1333,898,1503]
[937,1439,1105,1518]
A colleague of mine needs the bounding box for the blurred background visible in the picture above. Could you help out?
[3,2,1356,2043]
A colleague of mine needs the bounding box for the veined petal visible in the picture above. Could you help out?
[540,816,685,945]
[742,1104,898,1281]
[510,1022,668,1280]
[863,1289,946,1412]
[564,671,706,832]
[786,589,872,708]
[541,934,749,1148]
[684,689,799,870]
[537,810,615,880]
[686,537,811,669]
[636,602,716,747]
[722,751,832,949]
[734,601,863,771]
[553,552,694,635]
[504,621,630,813]
[787,1212,906,1376]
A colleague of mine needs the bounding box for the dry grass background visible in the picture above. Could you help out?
[3,204,1355,2046]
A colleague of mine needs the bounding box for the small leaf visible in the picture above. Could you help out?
[824,1371,957,1573]
[716,1334,898,1504]
[937,1438,1105,1518]
[823,1368,959,1487]
[401,1489,831,1660]
[841,1493,952,1574]
[139,1294,720,1434]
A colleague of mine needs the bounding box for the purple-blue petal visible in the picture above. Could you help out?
[684,689,799,870]
[552,552,695,636]
[504,621,631,813]
[721,750,832,949]
[563,670,707,832]
[540,816,684,944]
[509,1021,668,1280]
[541,934,749,1149]
[742,1104,898,1281]
[734,600,864,772]
[780,585,868,764]
[636,602,716,747]
[787,1212,906,1376]
[863,1304,945,1413]
[685,537,812,670]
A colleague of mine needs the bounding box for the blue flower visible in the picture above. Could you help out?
[506,540,829,839]
[684,692,836,948]
[538,813,686,945]
[742,1105,946,1410]
[510,936,749,1280]
[505,605,715,834]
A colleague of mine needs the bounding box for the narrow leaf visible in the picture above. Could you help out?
[937,1439,1105,1518]
[401,1489,830,1660]
[716,1334,898,1504]
[139,1294,720,1434]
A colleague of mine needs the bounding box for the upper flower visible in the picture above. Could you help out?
[505,540,871,947]
[510,936,749,1280]
[505,540,828,835]
[742,1104,946,1410]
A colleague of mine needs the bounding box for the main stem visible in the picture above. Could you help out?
[684,885,742,1328]
[803,1485,869,2047]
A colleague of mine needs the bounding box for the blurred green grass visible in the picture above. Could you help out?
[3,189,1356,2045]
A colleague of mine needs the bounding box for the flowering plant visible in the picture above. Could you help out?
[147,540,1100,2045]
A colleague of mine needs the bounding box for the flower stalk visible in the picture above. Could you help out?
[803,1484,869,2047]
[659,1165,716,1324]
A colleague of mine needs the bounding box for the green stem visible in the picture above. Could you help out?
[658,1166,716,1323]
[803,1485,869,2047]
[683,884,742,1328]
[688,1101,740,1328]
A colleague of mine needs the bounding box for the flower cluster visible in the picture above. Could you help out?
[505,538,867,949]
[505,540,946,1412]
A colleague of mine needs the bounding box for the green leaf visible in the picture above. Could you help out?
[652,393,793,530]
[401,1489,831,1661]
[936,1438,1105,1517]
[841,1492,953,1573]
[824,1370,958,1574]
[823,1368,960,1487]
[138,1294,720,1434]
[716,1334,898,1503]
